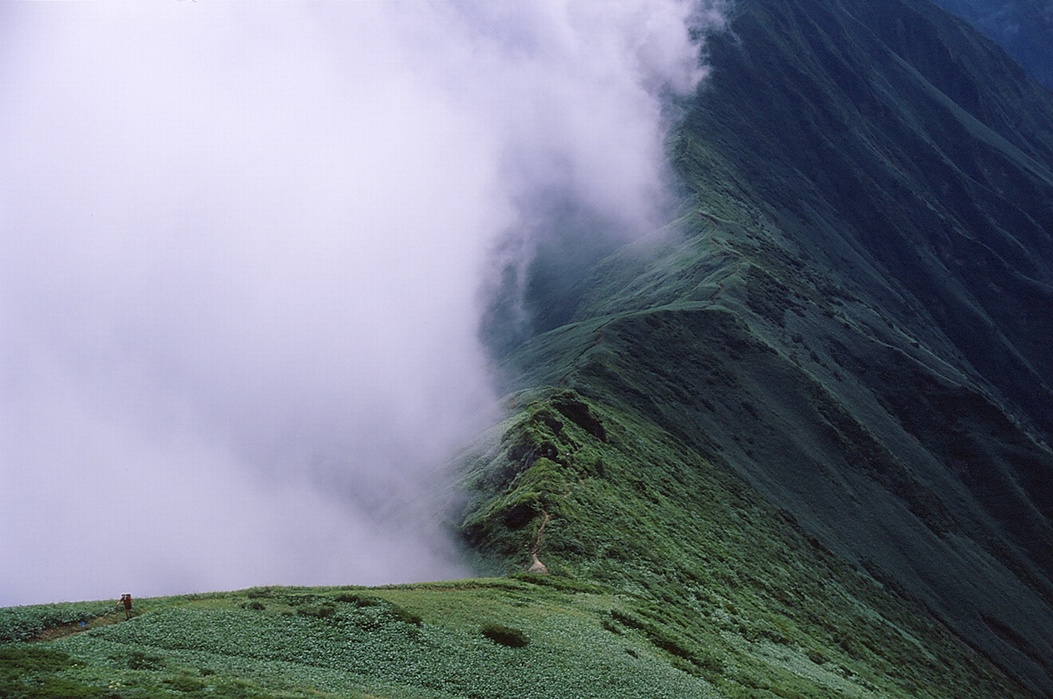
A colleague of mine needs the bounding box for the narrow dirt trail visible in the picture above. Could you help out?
[31,611,128,643]
[529,510,552,574]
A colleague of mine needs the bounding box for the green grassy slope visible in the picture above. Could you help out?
[458,388,1026,698]
[467,0,1053,695]
[0,435,1033,699]
[0,581,721,698]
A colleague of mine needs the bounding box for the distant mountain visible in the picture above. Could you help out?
[928,0,1053,88]
[465,0,1053,695]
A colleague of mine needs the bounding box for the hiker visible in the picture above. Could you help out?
[120,593,133,619]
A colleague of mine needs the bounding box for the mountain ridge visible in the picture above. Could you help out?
[472,0,1053,693]
[4,0,1053,697]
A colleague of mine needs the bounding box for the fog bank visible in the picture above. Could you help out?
[0,1,723,606]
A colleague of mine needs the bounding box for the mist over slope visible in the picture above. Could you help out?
[465,0,1053,694]
[0,0,720,606]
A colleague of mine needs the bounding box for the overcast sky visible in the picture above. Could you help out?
[0,1,722,606]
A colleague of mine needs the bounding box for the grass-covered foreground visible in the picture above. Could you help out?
[1,578,722,699]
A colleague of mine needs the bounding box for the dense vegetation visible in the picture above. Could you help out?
[0,582,722,698]
[4,0,1052,696]
[459,389,1028,697]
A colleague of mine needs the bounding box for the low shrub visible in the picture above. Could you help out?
[387,605,423,626]
[165,673,206,692]
[297,604,336,619]
[481,623,530,648]
[0,645,73,677]
[123,650,166,670]
[333,593,381,607]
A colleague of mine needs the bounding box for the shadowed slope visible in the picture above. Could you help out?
[465,0,1053,694]
[927,0,1053,88]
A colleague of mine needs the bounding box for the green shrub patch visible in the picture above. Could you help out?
[480,623,531,648]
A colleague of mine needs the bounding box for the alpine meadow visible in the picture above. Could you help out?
[3,0,1053,698]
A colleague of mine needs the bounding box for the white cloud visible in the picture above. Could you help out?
[0,0,721,606]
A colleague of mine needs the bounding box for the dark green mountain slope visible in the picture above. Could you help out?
[466,0,1053,695]
[928,0,1053,88]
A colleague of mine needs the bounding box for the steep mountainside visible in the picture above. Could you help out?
[464,0,1053,695]
[928,0,1053,88]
